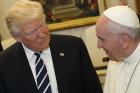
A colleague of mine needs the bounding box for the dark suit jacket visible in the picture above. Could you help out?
[0,43,2,52]
[0,41,2,51]
[0,34,103,93]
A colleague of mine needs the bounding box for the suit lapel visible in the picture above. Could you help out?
[12,43,38,93]
[50,36,69,93]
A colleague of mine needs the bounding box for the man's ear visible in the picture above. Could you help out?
[120,33,130,49]
[14,37,21,42]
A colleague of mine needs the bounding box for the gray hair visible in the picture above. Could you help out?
[6,0,45,35]
[108,19,140,40]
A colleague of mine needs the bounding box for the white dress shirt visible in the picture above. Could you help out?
[22,44,59,93]
[104,42,140,93]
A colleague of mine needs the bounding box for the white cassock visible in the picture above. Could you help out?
[104,42,140,93]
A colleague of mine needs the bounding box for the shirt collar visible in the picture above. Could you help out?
[22,43,34,62]
[42,47,51,57]
[124,42,140,65]
[22,43,51,60]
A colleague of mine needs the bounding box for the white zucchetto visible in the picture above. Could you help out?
[103,5,140,28]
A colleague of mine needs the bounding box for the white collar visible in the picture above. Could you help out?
[22,43,50,62]
[123,42,140,65]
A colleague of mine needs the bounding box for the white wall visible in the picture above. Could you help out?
[0,0,18,40]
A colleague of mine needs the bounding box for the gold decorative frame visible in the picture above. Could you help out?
[48,16,99,31]
[32,0,106,31]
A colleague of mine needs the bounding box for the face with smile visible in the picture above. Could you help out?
[15,19,50,52]
[96,16,124,61]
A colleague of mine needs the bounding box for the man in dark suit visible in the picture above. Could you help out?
[0,0,102,93]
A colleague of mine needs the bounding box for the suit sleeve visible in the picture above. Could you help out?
[0,69,6,93]
[79,39,103,93]
[0,84,5,93]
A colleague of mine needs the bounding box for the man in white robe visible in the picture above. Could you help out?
[95,5,140,93]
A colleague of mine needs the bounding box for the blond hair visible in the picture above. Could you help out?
[6,0,45,33]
